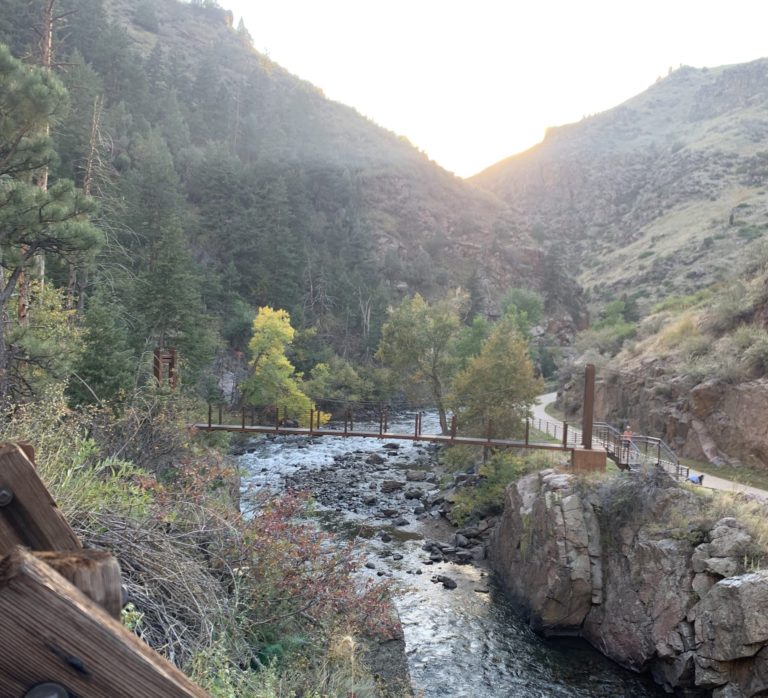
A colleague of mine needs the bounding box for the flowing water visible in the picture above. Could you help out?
[239,413,666,697]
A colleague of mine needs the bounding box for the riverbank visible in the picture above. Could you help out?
[238,419,667,696]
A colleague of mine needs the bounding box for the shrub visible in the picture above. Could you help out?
[451,451,554,524]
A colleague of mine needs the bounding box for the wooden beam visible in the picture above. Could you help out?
[0,548,209,697]
[0,443,81,556]
[32,550,123,619]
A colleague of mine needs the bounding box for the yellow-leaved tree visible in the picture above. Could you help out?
[242,307,328,426]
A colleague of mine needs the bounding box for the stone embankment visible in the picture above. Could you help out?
[490,468,768,696]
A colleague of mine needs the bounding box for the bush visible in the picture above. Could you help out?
[451,451,553,524]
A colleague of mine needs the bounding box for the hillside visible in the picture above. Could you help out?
[1,0,587,369]
[87,0,580,339]
[473,59,768,309]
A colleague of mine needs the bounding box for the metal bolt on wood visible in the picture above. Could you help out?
[25,683,70,698]
[0,487,13,507]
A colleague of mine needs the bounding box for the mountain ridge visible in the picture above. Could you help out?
[472,57,768,310]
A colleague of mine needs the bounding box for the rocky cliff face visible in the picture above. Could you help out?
[563,366,768,469]
[491,468,768,696]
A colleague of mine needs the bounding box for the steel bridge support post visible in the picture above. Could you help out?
[582,364,595,449]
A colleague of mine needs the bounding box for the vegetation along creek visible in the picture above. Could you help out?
[239,412,666,697]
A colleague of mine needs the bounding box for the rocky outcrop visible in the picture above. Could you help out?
[491,469,768,696]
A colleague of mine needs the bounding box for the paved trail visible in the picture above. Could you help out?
[534,392,768,500]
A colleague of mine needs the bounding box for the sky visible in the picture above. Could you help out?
[225,1,768,178]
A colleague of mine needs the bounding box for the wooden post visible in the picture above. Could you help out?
[31,550,123,619]
[0,548,209,697]
[562,422,568,449]
[0,444,81,557]
[525,419,530,445]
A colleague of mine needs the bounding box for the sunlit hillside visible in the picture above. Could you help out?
[474,59,768,311]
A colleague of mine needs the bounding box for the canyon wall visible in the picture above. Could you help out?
[564,365,768,469]
[490,468,768,696]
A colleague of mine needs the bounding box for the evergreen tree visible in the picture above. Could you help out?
[131,223,215,383]
[0,44,102,404]
[68,290,135,405]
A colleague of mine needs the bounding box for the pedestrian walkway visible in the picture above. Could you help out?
[534,393,768,499]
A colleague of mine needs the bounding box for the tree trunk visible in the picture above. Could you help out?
[431,374,448,434]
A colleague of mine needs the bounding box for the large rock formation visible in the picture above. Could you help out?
[491,468,768,696]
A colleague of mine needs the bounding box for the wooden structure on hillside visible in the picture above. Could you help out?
[0,443,209,697]
[153,347,178,389]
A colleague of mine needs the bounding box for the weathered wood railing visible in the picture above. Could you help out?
[0,442,209,697]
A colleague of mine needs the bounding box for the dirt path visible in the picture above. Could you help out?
[534,392,768,500]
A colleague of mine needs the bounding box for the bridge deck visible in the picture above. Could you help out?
[192,423,572,453]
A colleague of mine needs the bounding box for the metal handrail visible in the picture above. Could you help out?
[593,421,686,480]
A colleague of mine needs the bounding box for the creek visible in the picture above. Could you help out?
[238,412,666,697]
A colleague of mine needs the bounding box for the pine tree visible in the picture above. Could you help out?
[68,290,135,405]
[0,44,102,404]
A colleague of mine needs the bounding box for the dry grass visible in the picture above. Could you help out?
[687,487,768,558]
[74,508,243,669]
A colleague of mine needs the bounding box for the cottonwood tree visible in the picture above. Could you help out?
[0,45,101,404]
[376,293,466,433]
[242,307,326,425]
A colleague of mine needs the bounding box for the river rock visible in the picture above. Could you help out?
[380,480,405,493]
[432,574,457,590]
[366,453,386,465]
[404,487,425,500]
[454,533,470,548]
[406,470,428,482]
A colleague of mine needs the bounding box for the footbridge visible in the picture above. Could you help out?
[194,405,575,456]
[194,364,689,479]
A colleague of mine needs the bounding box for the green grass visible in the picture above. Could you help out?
[543,401,565,421]
[528,426,561,445]
[680,456,768,492]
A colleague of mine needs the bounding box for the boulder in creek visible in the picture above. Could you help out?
[431,574,457,590]
[380,480,405,493]
[406,470,428,482]
[404,487,425,500]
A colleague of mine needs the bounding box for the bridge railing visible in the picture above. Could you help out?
[200,405,686,479]
[593,422,687,480]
